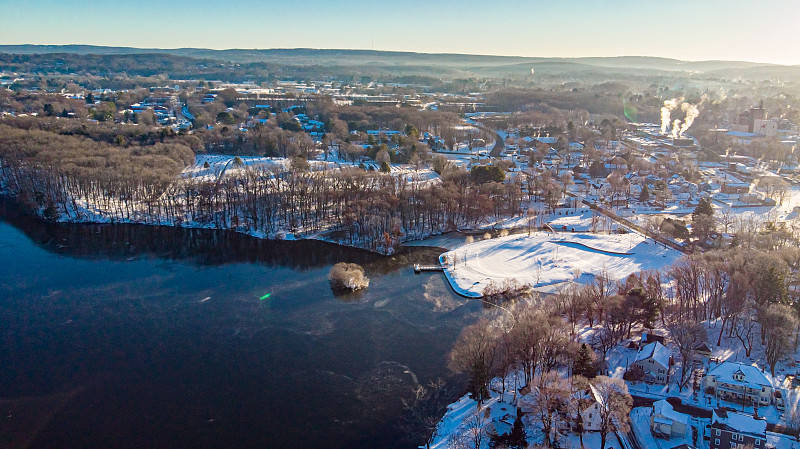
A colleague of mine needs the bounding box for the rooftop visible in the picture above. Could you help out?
[634,341,671,368]
[711,409,767,437]
[653,399,689,426]
[707,361,773,388]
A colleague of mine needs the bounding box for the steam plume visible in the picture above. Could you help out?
[679,103,699,136]
[660,99,680,134]
[671,119,682,139]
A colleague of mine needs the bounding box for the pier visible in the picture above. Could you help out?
[413,264,444,273]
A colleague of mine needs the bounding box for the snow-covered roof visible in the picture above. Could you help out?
[653,400,688,426]
[588,384,606,410]
[634,341,670,368]
[711,409,766,437]
[707,361,772,388]
[726,131,760,138]
[534,137,558,144]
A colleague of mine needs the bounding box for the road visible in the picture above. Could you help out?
[467,121,505,157]
[565,192,691,255]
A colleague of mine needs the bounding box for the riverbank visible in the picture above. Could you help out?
[0,193,446,256]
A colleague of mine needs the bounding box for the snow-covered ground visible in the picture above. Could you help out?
[431,375,632,449]
[430,392,518,449]
[182,154,285,181]
[486,207,620,234]
[440,231,682,297]
[630,407,704,449]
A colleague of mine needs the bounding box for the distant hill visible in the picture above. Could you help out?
[1,45,796,80]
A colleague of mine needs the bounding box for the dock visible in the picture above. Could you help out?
[413,264,444,273]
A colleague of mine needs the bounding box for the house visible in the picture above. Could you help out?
[704,362,774,406]
[632,341,671,384]
[703,362,774,405]
[720,182,751,194]
[572,384,605,431]
[708,409,767,449]
[533,136,558,145]
[694,342,713,359]
[641,331,666,345]
[650,399,689,439]
[367,129,403,137]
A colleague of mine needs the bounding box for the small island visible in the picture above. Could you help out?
[328,262,370,293]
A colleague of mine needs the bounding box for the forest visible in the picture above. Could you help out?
[0,124,525,253]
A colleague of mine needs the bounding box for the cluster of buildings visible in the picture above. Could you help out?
[728,106,798,139]
[128,98,177,126]
[619,330,785,449]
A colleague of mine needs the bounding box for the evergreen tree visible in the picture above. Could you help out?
[639,184,650,202]
[692,197,714,219]
[508,408,527,449]
[85,92,95,104]
[573,343,596,379]
[691,197,716,245]
[588,160,606,177]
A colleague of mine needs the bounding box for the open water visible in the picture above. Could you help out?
[0,202,482,448]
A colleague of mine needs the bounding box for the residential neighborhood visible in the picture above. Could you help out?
[3,13,800,447]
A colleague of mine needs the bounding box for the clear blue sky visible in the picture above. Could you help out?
[1,0,798,65]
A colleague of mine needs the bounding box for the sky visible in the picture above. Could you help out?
[1,0,799,65]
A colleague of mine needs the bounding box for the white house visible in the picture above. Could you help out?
[632,341,671,384]
[650,399,689,439]
[573,384,604,431]
[704,362,774,406]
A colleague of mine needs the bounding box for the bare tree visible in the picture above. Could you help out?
[520,372,571,447]
[668,320,707,391]
[448,320,498,405]
[734,305,758,358]
[589,328,615,364]
[460,408,490,449]
[591,376,632,449]
[762,304,798,376]
[784,405,800,442]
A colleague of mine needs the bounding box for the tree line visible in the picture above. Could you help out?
[0,125,527,254]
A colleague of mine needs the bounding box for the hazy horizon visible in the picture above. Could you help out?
[3,43,797,67]
[2,0,799,65]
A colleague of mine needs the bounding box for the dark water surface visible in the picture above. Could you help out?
[0,203,480,449]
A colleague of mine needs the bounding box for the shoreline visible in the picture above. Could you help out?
[0,195,465,255]
[4,197,576,301]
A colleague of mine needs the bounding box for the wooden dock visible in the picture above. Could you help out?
[413,264,443,273]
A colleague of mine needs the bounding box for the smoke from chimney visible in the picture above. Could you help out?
[671,119,682,139]
[679,103,699,136]
[660,99,680,134]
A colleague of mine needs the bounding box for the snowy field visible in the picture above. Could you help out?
[181,155,441,188]
[182,155,285,181]
[441,231,682,297]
